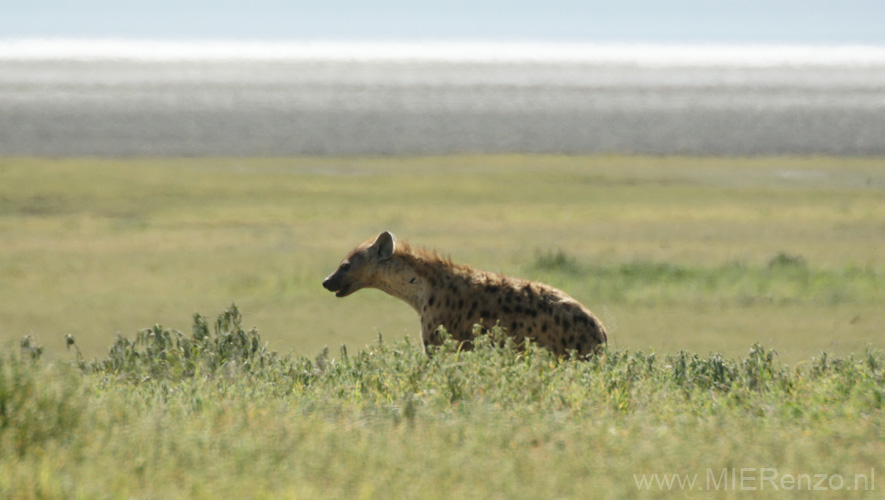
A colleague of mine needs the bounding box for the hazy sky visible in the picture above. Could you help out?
[2,0,884,44]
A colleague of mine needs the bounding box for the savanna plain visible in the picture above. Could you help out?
[1,155,883,498]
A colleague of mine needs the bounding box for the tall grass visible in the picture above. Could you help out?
[2,306,882,498]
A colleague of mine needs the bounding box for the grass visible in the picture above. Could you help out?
[1,153,883,498]
[1,155,883,362]
[1,306,882,498]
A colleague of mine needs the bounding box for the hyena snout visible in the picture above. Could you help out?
[322,273,340,291]
[322,271,353,297]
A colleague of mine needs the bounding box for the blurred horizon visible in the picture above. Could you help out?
[4,39,885,65]
[2,0,884,45]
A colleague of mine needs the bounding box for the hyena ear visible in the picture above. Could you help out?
[372,231,396,260]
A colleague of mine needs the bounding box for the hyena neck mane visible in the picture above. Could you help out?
[374,242,476,311]
[395,242,479,283]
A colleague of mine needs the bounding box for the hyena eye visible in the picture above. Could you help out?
[340,262,351,272]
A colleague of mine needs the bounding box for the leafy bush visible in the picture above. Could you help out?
[63,306,883,419]
[84,304,291,382]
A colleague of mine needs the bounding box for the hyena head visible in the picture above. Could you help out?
[323,231,396,298]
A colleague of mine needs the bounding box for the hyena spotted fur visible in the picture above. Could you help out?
[323,232,607,357]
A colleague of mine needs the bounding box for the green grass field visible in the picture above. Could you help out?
[1,155,884,498]
[2,307,883,499]
[1,156,883,361]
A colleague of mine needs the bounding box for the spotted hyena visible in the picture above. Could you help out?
[322,231,606,357]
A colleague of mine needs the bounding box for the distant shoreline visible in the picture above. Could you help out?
[4,39,885,65]
[2,47,884,156]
